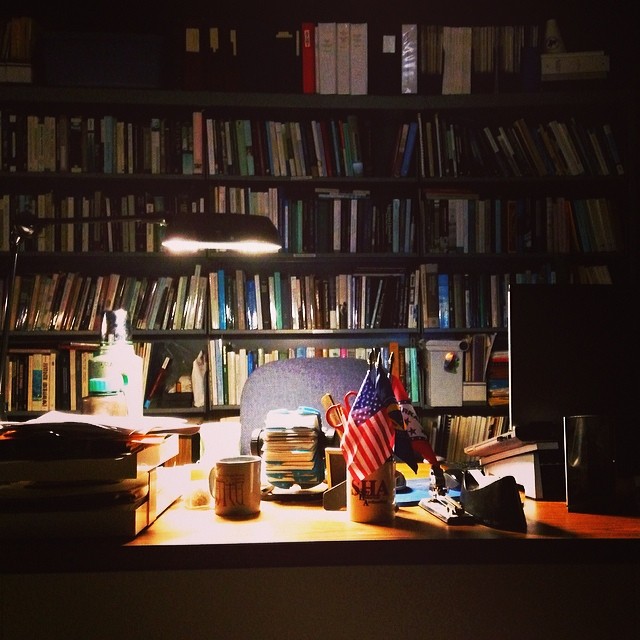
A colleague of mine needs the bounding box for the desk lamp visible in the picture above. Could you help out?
[0,211,282,419]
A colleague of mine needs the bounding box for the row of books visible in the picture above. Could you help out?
[417,263,614,331]
[4,341,418,413]
[209,269,418,332]
[8,267,207,333]
[416,113,625,179]
[432,414,510,465]
[206,341,419,408]
[206,338,494,411]
[6,341,189,414]
[418,194,621,255]
[311,23,540,96]
[3,108,624,180]
[420,24,540,95]
[209,266,586,332]
[179,21,541,96]
[1,190,621,259]
[0,110,366,179]
[310,22,368,95]
[4,261,613,336]
[419,265,508,331]
[5,344,96,413]
[279,192,415,255]
[0,191,169,254]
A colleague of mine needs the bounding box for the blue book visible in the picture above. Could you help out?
[245,277,258,330]
[217,269,226,330]
[437,273,450,329]
[400,121,418,177]
[247,349,256,375]
[274,271,283,330]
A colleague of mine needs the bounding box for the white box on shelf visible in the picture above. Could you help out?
[541,50,609,81]
[425,340,465,407]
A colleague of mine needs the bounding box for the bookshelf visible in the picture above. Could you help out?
[0,5,636,460]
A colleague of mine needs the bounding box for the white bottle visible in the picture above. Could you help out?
[88,309,144,417]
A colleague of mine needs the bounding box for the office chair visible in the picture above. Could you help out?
[239,357,369,454]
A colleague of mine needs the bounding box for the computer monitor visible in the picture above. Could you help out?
[507,283,633,440]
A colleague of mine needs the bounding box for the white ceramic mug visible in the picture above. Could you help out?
[210,455,262,518]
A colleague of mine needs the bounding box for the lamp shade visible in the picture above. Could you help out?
[161,213,281,254]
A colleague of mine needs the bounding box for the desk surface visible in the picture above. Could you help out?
[4,476,639,574]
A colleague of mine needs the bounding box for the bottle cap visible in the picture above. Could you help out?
[101,309,132,343]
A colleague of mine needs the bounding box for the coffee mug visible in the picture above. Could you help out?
[210,455,262,518]
[347,459,396,524]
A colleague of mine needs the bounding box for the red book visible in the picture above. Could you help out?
[301,22,316,94]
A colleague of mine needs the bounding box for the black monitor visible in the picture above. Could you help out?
[507,283,634,440]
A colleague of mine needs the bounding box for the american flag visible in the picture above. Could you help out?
[391,373,438,465]
[341,364,401,482]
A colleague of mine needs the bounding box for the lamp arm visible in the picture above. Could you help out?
[0,227,24,420]
[12,211,169,235]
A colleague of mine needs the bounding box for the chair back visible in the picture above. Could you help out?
[239,357,369,454]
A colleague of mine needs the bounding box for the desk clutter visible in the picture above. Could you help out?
[0,412,195,539]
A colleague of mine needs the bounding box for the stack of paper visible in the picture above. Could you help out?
[261,410,324,488]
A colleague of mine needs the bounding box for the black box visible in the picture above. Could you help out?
[41,31,164,88]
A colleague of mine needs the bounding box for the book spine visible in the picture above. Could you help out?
[301,22,316,94]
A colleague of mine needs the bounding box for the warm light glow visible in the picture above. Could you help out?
[162,238,282,254]
[160,213,282,254]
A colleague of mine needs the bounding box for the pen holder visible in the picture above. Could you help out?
[347,459,395,524]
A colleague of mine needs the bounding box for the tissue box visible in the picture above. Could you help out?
[425,340,464,407]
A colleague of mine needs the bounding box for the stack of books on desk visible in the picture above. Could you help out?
[478,441,565,501]
[464,425,565,500]
[0,429,184,539]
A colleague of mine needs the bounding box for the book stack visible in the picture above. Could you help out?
[0,426,184,539]
[478,442,565,500]
[486,349,509,406]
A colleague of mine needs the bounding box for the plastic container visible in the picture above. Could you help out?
[86,309,144,417]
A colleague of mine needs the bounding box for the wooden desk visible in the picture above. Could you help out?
[1,468,638,640]
[3,477,638,574]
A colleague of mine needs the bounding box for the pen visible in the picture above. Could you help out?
[144,356,171,409]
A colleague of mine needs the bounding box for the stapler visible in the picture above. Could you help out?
[418,464,476,525]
